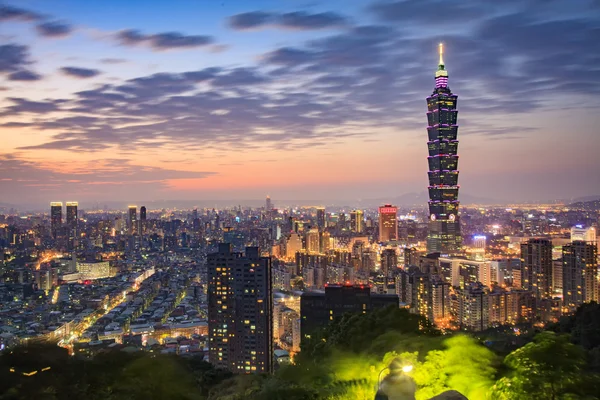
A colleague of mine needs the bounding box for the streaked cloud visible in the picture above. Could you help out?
[229,10,349,30]
[114,29,215,51]
[60,66,102,79]
[36,21,73,38]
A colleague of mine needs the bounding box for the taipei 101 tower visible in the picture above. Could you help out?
[426,44,462,255]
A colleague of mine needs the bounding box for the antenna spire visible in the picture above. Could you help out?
[438,42,444,66]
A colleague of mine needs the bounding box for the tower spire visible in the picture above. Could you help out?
[435,42,448,79]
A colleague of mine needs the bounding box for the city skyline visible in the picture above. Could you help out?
[1,0,600,204]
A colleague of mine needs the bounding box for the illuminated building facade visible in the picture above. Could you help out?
[426,44,462,255]
[50,202,62,239]
[350,210,364,233]
[378,205,398,242]
[305,228,320,254]
[570,225,596,244]
[520,238,553,300]
[562,241,598,312]
[208,244,273,374]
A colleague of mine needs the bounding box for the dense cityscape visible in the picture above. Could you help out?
[1,0,600,399]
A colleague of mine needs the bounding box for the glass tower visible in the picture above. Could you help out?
[426,44,462,255]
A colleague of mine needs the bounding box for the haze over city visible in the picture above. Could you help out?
[1,0,599,207]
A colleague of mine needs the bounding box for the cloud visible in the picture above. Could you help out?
[100,58,128,64]
[0,5,74,38]
[36,21,73,38]
[7,70,42,81]
[0,5,42,21]
[369,0,485,23]
[1,97,60,115]
[0,44,31,72]
[229,11,272,30]
[229,10,349,30]
[0,154,215,202]
[115,29,214,51]
[60,66,102,78]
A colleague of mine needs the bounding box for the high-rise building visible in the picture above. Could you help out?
[66,202,77,227]
[207,244,273,374]
[457,282,489,332]
[305,228,320,254]
[426,44,462,255]
[265,195,273,211]
[520,238,553,300]
[381,248,397,278]
[350,210,364,233]
[316,207,326,230]
[50,202,63,239]
[66,202,78,249]
[472,235,486,261]
[300,284,398,339]
[128,205,137,235]
[562,241,598,313]
[378,205,398,242]
[285,232,303,260]
[140,206,147,234]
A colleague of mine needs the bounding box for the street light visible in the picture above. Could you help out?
[374,359,414,400]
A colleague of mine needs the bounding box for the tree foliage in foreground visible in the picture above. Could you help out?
[2,304,600,399]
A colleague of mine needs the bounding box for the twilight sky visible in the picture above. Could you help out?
[1,0,599,206]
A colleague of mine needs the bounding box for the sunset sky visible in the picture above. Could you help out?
[1,0,599,207]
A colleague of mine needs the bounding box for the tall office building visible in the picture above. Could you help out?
[381,248,397,278]
[50,202,62,239]
[66,202,78,249]
[140,206,147,234]
[265,195,272,211]
[562,241,598,312]
[520,238,553,300]
[350,210,364,233]
[426,44,462,255]
[316,207,326,230]
[128,205,137,235]
[305,228,320,254]
[207,244,273,374]
[378,205,398,242]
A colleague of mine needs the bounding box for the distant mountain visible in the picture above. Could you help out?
[568,198,600,211]
[359,192,499,208]
[570,195,600,203]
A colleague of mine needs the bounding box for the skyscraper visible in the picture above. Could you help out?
[426,43,462,255]
[50,202,62,239]
[381,248,397,278]
[521,238,553,300]
[316,207,326,230]
[66,202,78,249]
[140,205,147,234]
[378,205,398,242]
[128,205,137,234]
[208,244,273,374]
[265,195,272,211]
[350,210,364,233]
[562,241,598,312]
